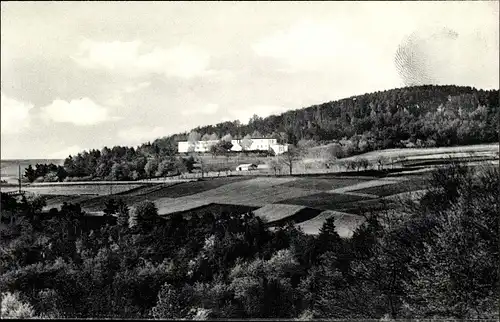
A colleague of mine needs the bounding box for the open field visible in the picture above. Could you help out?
[253,204,308,223]
[168,203,259,219]
[296,210,366,238]
[383,189,429,202]
[154,179,321,213]
[153,175,424,215]
[280,192,372,210]
[39,175,399,217]
[141,176,250,198]
[352,179,427,197]
[328,178,402,194]
[339,143,499,163]
[1,183,146,196]
[335,198,397,215]
[7,149,493,235]
[278,177,371,191]
[44,195,98,209]
[23,173,432,228]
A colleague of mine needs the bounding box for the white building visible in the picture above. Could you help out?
[177,138,288,155]
[235,164,258,171]
[177,140,219,153]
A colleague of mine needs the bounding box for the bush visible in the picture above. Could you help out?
[131,200,159,231]
[1,292,36,319]
[43,172,59,183]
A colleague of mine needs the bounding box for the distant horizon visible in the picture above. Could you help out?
[1,158,65,161]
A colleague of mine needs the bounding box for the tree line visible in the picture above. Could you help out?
[22,146,197,183]
[2,163,498,319]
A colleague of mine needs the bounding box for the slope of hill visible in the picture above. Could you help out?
[153,84,498,148]
[33,85,499,182]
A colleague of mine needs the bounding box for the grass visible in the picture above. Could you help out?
[280,192,371,210]
[336,198,396,215]
[42,183,176,212]
[253,204,308,223]
[152,198,215,215]
[39,177,259,213]
[338,143,499,162]
[5,184,145,196]
[34,165,429,224]
[155,185,320,209]
[279,177,371,191]
[352,179,427,197]
[151,177,318,212]
[328,179,394,192]
[401,155,498,167]
[44,195,95,210]
[144,176,250,198]
[165,203,259,218]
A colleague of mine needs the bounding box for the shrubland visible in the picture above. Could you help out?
[1,162,497,319]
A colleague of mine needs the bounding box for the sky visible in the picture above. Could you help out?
[1,1,498,159]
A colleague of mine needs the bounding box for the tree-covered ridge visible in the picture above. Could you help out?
[54,85,498,181]
[174,85,498,147]
[1,164,498,319]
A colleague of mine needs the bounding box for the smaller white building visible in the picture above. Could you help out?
[270,143,288,155]
[235,164,258,171]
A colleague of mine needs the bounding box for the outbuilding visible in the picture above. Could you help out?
[235,163,258,171]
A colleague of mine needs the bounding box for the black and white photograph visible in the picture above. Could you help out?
[1,1,499,320]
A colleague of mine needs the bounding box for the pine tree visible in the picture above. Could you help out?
[316,217,343,262]
[116,199,130,227]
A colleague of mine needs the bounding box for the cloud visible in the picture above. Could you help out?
[104,91,125,107]
[103,81,152,108]
[48,145,83,159]
[181,103,220,116]
[117,126,167,145]
[1,92,34,134]
[252,19,410,79]
[40,97,109,125]
[73,40,211,79]
[124,81,151,93]
[253,21,366,72]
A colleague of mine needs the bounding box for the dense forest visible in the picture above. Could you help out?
[1,163,498,319]
[24,85,499,182]
[184,85,499,147]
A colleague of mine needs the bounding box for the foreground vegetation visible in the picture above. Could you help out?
[1,163,497,319]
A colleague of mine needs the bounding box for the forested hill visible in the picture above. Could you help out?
[53,85,498,181]
[153,84,498,151]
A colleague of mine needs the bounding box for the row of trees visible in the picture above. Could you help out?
[23,148,197,182]
[23,164,68,183]
[2,163,498,319]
